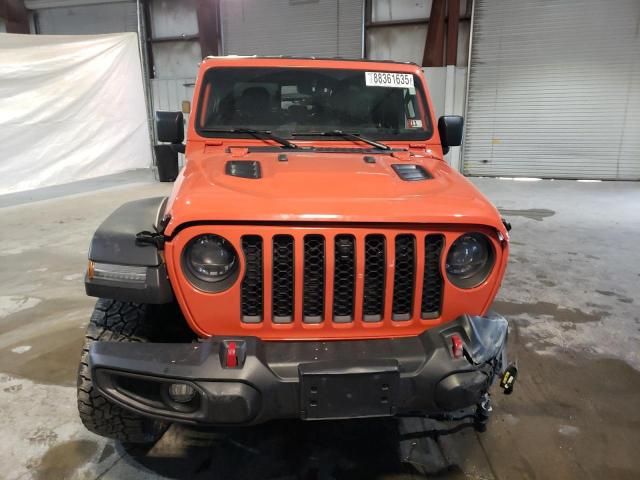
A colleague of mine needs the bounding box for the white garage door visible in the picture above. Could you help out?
[221,0,363,58]
[463,0,640,180]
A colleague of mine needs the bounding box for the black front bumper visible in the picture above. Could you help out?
[89,313,508,425]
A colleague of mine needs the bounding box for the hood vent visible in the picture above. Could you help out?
[226,161,261,179]
[391,164,432,181]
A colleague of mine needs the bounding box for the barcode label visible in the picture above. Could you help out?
[365,72,414,88]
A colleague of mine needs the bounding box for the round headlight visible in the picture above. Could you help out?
[445,233,494,288]
[182,234,239,291]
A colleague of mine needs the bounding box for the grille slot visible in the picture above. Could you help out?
[272,235,294,323]
[422,234,445,318]
[303,235,325,323]
[363,235,386,321]
[241,236,263,323]
[333,235,355,322]
[392,234,416,320]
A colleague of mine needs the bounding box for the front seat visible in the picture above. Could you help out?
[235,87,272,125]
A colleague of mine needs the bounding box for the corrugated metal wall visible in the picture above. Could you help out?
[221,0,363,58]
[35,1,137,34]
[151,80,194,115]
[463,0,640,180]
[366,0,470,67]
[148,0,198,125]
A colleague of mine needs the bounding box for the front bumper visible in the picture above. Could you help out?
[89,313,508,425]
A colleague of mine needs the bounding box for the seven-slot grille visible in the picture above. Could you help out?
[240,232,445,324]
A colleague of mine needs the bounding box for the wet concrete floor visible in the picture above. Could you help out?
[1,172,639,479]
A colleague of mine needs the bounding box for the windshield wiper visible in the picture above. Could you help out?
[292,130,391,151]
[200,127,299,149]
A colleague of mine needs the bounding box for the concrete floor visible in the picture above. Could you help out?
[0,171,639,479]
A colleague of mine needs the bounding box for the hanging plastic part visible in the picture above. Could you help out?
[500,363,518,395]
[226,341,238,368]
[474,393,492,432]
[451,334,464,359]
[135,225,165,249]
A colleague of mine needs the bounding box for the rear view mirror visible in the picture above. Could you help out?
[156,111,184,144]
[438,115,464,154]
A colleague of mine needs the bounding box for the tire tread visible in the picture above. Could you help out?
[76,298,166,443]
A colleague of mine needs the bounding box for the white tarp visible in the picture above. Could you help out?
[0,33,152,195]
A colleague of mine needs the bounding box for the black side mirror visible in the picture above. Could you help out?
[438,115,464,154]
[154,145,180,182]
[156,111,184,144]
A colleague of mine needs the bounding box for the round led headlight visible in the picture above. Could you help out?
[445,233,495,288]
[182,234,239,291]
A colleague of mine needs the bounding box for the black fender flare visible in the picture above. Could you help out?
[85,197,174,304]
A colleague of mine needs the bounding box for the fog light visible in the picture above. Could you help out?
[168,383,196,403]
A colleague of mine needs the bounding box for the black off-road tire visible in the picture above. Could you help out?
[77,298,168,443]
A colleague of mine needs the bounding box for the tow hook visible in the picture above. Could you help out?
[500,363,518,395]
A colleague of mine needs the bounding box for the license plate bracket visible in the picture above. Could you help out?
[299,361,399,420]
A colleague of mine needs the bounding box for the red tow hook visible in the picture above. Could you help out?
[221,340,246,368]
[226,341,238,368]
[451,334,464,359]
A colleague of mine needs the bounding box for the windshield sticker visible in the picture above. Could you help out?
[408,119,423,128]
[365,72,414,88]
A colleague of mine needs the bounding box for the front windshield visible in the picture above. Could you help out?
[196,67,432,141]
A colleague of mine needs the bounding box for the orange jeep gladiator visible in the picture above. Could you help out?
[78,56,515,443]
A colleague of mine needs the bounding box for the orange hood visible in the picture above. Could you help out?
[164,149,506,237]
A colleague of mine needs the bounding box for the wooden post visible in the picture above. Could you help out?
[0,0,29,33]
[197,0,221,57]
[422,0,446,67]
[446,0,460,66]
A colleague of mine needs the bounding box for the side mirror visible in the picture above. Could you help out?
[154,145,179,182]
[438,115,464,154]
[156,111,184,144]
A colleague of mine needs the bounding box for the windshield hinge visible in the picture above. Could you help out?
[229,147,250,158]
